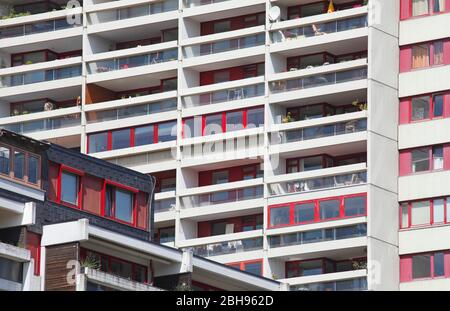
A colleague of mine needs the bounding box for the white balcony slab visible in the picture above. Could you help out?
[279,269,367,286]
[399,170,450,202]
[400,13,450,46]
[399,118,450,150]
[0,107,81,125]
[399,225,450,255]
[90,141,177,160]
[181,25,264,46]
[178,229,262,248]
[399,65,450,98]
[85,41,178,61]
[400,278,450,291]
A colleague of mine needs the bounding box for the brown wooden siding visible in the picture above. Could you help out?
[45,243,79,291]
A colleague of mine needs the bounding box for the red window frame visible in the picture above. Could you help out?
[57,165,84,210]
[226,259,263,276]
[80,248,148,283]
[87,120,177,154]
[268,193,367,229]
[286,256,367,278]
[400,91,450,124]
[400,251,450,282]
[401,144,448,176]
[400,39,450,72]
[182,106,264,138]
[101,180,139,227]
[400,196,450,229]
[401,0,450,20]
[157,226,175,243]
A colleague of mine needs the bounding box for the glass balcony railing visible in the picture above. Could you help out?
[191,237,263,257]
[184,33,265,58]
[292,277,368,291]
[184,0,230,8]
[0,66,82,88]
[271,15,367,43]
[269,171,367,196]
[89,0,178,24]
[0,17,82,39]
[269,224,367,249]
[3,114,81,134]
[273,118,367,145]
[182,83,264,108]
[270,67,367,94]
[86,99,177,124]
[88,49,178,74]
[154,198,176,213]
[108,150,176,168]
[181,185,263,209]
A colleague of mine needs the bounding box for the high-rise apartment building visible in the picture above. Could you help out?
[0,0,448,291]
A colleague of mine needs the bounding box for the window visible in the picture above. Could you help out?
[89,132,108,153]
[412,44,429,69]
[105,185,135,224]
[270,206,290,227]
[402,251,450,282]
[433,94,444,118]
[211,222,227,236]
[407,145,446,174]
[319,199,340,220]
[410,0,446,17]
[159,227,175,243]
[269,194,367,228]
[433,145,444,170]
[28,155,39,184]
[204,114,223,135]
[412,254,431,279]
[112,129,131,150]
[212,170,228,184]
[0,146,10,175]
[434,252,445,276]
[247,107,264,128]
[61,171,79,206]
[226,111,244,132]
[13,151,25,180]
[411,148,430,172]
[412,0,430,16]
[134,125,154,146]
[227,260,262,276]
[213,21,231,34]
[411,201,430,226]
[408,40,446,71]
[158,121,176,142]
[411,96,430,121]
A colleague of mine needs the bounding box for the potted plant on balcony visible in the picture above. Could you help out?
[352,99,367,111]
[80,256,101,273]
[282,112,294,123]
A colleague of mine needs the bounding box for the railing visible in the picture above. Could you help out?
[191,237,263,257]
[2,114,81,134]
[292,277,368,291]
[271,15,367,43]
[272,118,367,145]
[269,224,367,249]
[89,0,178,24]
[270,67,367,94]
[86,99,177,124]
[184,0,230,8]
[0,66,82,88]
[88,49,178,74]
[0,17,82,39]
[154,197,176,213]
[181,185,263,209]
[183,33,265,58]
[182,83,264,108]
[269,171,367,196]
[107,150,176,167]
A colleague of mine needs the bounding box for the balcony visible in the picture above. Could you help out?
[107,149,177,174]
[182,0,266,21]
[291,277,367,291]
[189,236,263,258]
[184,0,231,8]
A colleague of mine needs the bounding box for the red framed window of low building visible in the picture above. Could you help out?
[102,180,139,227]
[80,248,148,284]
[400,196,450,229]
[400,251,450,282]
[57,165,84,210]
[182,106,264,138]
[227,259,263,276]
[268,193,367,229]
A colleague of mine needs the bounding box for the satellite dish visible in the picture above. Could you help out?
[268,6,281,23]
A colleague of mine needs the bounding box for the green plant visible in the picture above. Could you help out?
[80,256,101,270]
[282,112,294,123]
[352,260,368,270]
[174,281,193,291]
[1,10,31,20]
[352,99,368,111]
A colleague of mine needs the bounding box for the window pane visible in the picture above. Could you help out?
[134,265,147,283]
[159,227,175,243]
[211,222,226,236]
[205,114,223,135]
[344,196,366,217]
[112,129,131,150]
[61,172,78,205]
[447,197,450,224]
[412,0,429,16]
[0,147,10,175]
[115,189,133,223]
[110,259,132,280]
[433,199,445,223]
[412,254,431,279]
[134,125,154,146]
[270,206,290,227]
[434,252,445,277]
[299,260,323,276]
[213,21,230,34]
[411,201,430,225]
[158,122,176,142]
[247,108,264,128]
[212,171,228,184]
[13,151,25,179]
[411,96,430,121]
[433,95,444,117]
[432,146,444,170]
[244,262,262,276]
[226,111,244,132]
[184,117,202,138]
[319,200,340,220]
[433,41,444,65]
[411,148,430,173]
[105,185,113,217]
[401,203,409,228]
[301,156,323,171]
[412,44,430,69]
[28,155,39,184]
[294,203,315,223]
[89,133,108,153]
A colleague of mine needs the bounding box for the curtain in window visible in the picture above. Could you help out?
[411,201,430,225]
[412,0,429,16]
[412,44,430,68]
[433,41,444,65]
[434,0,445,12]
[82,175,102,215]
